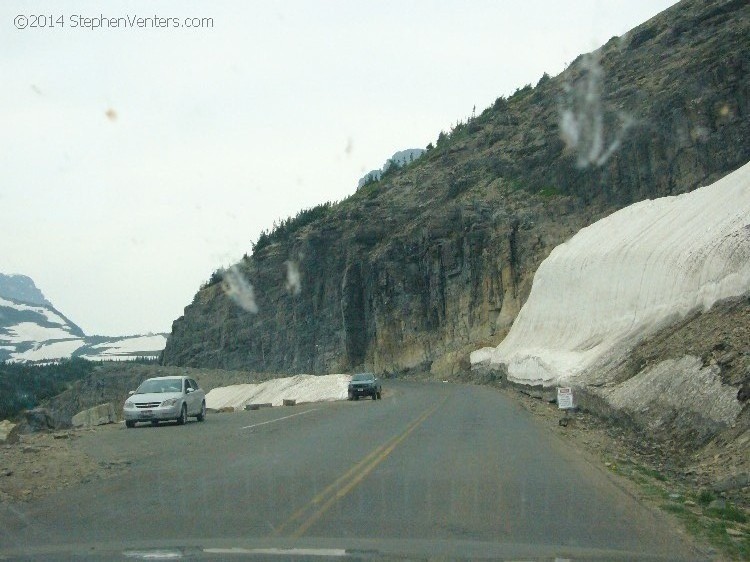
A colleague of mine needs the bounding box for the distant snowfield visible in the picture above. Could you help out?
[471,162,750,387]
[11,339,86,362]
[78,334,169,361]
[0,297,69,329]
[206,374,351,410]
[5,322,74,343]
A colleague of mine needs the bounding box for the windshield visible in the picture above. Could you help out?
[2,0,746,560]
[135,379,182,394]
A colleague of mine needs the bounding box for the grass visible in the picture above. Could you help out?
[604,457,749,559]
[706,503,748,524]
[538,186,561,198]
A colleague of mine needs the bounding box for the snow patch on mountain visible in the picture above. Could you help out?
[471,162,750,387]
[0,293,166,363]
[78,334,168,362]
[12,339,87,363]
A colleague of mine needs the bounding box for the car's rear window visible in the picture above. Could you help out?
[352,374,373,381]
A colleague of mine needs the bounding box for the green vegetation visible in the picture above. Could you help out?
[538,186,562,198]
[252,201,334,254]
[605,457,749,559]
[0,358,96,420]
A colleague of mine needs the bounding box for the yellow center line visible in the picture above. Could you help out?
[274,395,448,538]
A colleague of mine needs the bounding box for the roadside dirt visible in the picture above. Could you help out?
[500,385,749,561]
[0,426,128,504]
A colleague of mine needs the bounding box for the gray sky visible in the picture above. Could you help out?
[1,0,677,336]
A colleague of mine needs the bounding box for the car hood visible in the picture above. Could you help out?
[128,392,183,403]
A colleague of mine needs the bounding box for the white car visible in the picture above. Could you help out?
[123,376,206,428]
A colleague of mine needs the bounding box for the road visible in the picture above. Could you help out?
[0,381,701,560]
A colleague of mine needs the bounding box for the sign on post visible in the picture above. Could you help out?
[557,387,574,410]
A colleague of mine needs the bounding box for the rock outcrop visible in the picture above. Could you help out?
[0,420,20,444]
[162,0,750,376]
[71,403,117,428]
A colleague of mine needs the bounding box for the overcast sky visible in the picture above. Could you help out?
[1,0,678,336]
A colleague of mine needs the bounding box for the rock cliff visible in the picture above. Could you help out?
[162,0,750,375]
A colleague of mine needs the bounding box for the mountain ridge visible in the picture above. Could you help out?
[0,276,166,363]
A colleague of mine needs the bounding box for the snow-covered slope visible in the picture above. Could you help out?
[77,334,168,362]
[0,293,167,363]
[0,296,85,362]
[471,162,750,387]
[205,374,351,410]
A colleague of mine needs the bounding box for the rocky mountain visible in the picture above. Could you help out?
[162,0,750,377]
[0,275,166,363]
[357,148,426,188]
[0,274,53,308]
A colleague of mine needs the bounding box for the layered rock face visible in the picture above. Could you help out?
[162,0,750,375]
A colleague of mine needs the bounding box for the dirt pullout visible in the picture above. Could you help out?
[0,428,123,503]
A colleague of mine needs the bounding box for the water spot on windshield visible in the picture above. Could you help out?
[559,53,633,168]
[221,264,258,313]
[285,260,301,295]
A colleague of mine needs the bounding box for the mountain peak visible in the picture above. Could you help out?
[0,273,51,307]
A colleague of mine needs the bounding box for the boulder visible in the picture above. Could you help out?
[71,403,117,428]
[0,420,20,444]
[23,408,55,431]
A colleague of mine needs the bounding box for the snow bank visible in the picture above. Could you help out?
[602,356,742,427]
[205,374,352,410]
[472,162,750,386]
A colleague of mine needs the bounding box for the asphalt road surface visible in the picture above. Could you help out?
[0,381,702,561]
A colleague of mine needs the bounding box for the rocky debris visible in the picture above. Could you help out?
[0,420,20,444]
[600,355,743,446]
[0,430,108,503]
[71,403,116,428]
[712,473,750,492]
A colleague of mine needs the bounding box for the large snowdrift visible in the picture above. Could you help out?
[471,162,750,387]
[205,374,351,410]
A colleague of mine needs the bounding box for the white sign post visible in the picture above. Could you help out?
[557,387,575,426]
[557,387,574,410]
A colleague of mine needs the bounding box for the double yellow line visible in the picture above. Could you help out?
[275,397,447,538]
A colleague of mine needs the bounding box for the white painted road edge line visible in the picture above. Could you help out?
[241,408,319,430]
[204,547,347,557]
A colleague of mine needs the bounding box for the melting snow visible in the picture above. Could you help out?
[85,334,167,358]
[10,339,86,362]
[5,322,74,343]
[471,162,750,387]
[205,374,351,410]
